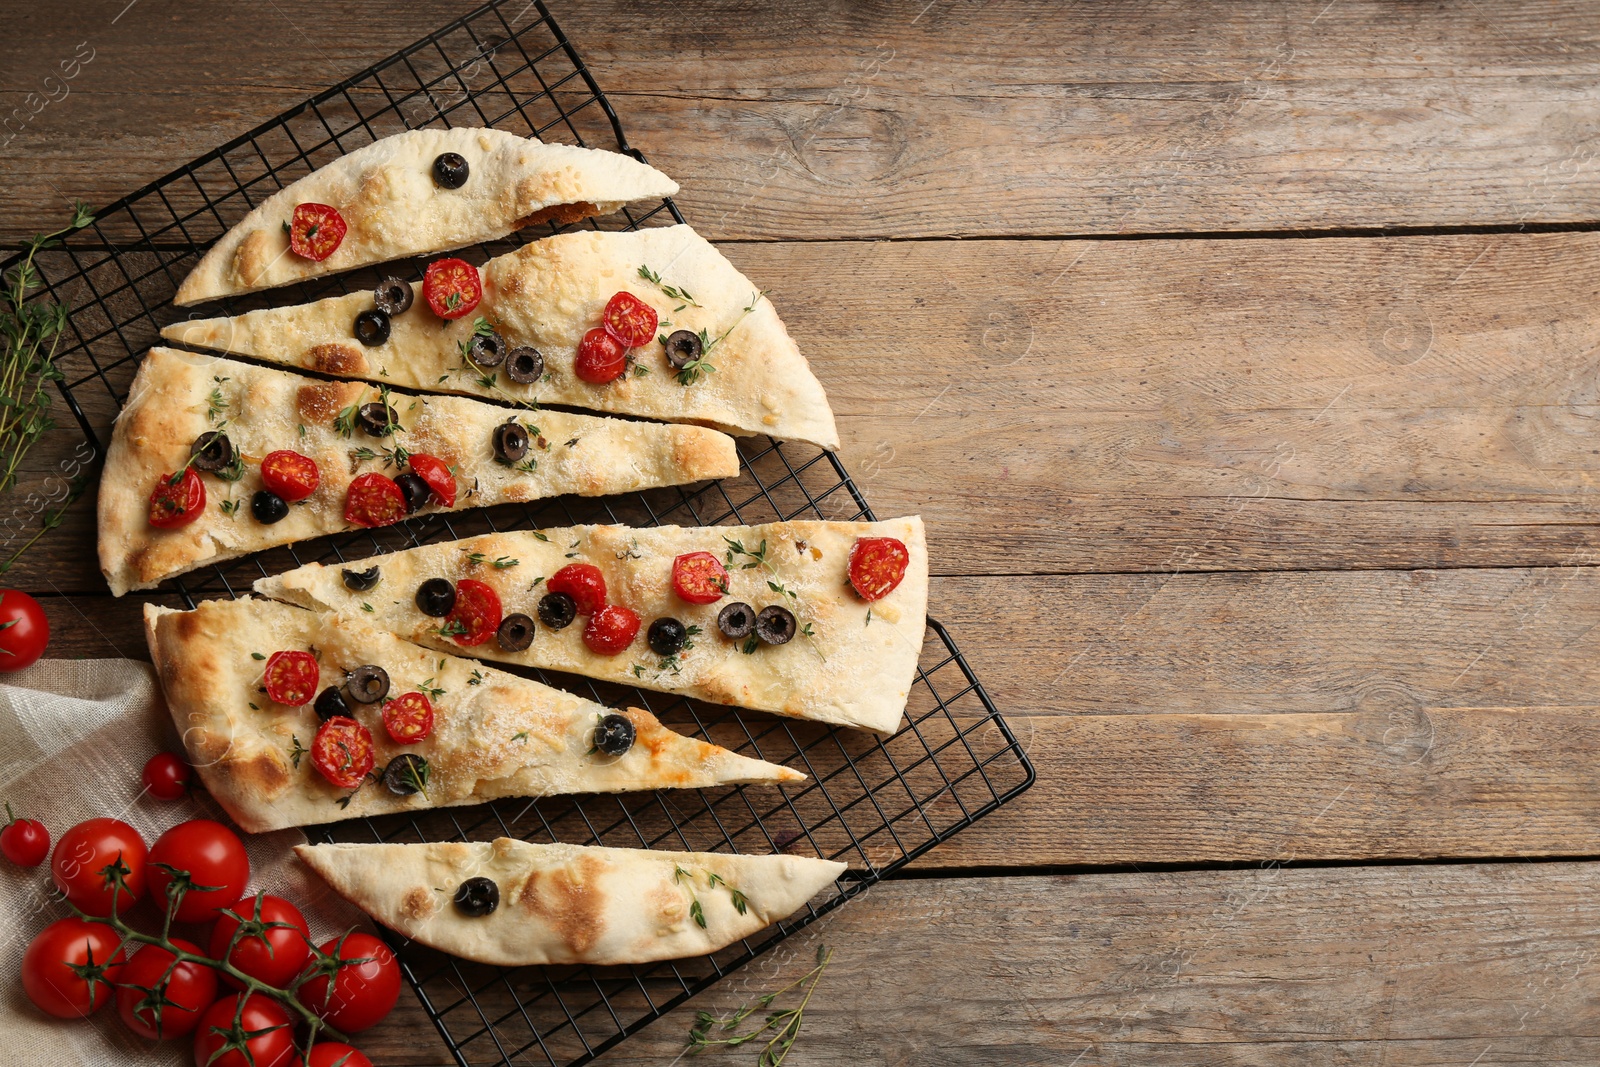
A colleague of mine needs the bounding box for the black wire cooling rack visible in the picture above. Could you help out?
[9,2,1035,1063]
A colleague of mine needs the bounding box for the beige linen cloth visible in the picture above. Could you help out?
[0,659,372,1066]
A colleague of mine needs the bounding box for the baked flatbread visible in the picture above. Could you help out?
[146,598,802,833]
[174,128,677,305]
[255,519,927,733]
[164,225,839,449]
[99,348,736,595]
[295,838,845,966]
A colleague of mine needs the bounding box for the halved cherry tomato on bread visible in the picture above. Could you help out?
[344,471,407,528]
[22,917,125,1018]
[311,716,374,789]
[671,551,729,604]
[584,605,640,655]
[547,563,606,615]
[574,327,627,383]
[848,537,909,601]
[263,649,319,706]
[423,257,482,320]
[288,203,347,262]
[381,691,435,743]
[602,291,658,348]
[260,450,320,502]
[446,578,502,647]
[407,453,457,508]
[148,468,205,528]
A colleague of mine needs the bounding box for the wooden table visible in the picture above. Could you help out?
[5,1,1599,1062]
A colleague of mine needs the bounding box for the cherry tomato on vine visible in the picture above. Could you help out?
[192,993,296,1067]
[210,892,312,990]
[1,802,49,866]
[21,917,125,1018]
[296,932,401,1033]
[142,751,193,801]
[116,936,218,1040]
[297,1043,375,1067]
[148,469,205,529]
[146,819,250,923]
[0,589,49,671]
[52,818,147,917]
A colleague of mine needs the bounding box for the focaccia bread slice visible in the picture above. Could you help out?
[296,838,845,966]
[146,598,802,833]
[99,348,736,595]
[255,518,927,733]
[164,225,839,449]
[175,127,677,304]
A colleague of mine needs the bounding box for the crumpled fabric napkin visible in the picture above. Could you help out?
[0,659,371,1066]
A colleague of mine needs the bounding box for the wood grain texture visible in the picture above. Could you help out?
[4,0,1600,242]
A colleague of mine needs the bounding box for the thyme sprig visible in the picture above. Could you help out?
[686,945,833,1065]
[724,537,824,661]
[638,264,701,309]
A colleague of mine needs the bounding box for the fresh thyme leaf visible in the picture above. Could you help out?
[864,609,872,627]
[361,602,374,613]
[512,730,529,742]
[288,735,306,770]
[218,497,240,519]
[632,363,650,377]
[689,898,706,929]
[531,531,550,542]
[250,652,266,661]
[741,635,760,655]
[638,264,701,307]
[433,619,469,638]
[469,669,485,686]
[332,403,360,438]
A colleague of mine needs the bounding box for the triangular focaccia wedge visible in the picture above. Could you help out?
[164,225,839,449]
[146,598,802,833]
[175,128,677,305]
[98,348,736,595]
[296,838,845,966]
[255,519,927,734]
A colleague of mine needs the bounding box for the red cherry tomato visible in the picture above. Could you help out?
[0,589,49,670]
[262,649,319,706]
[21,917,124,1018]
[149,468,205,528]
[584,604,640,656]
[260,450,321,502]
[146,818,250,924]
[297,1043,374,1067]
[311,716,375,790]
[574,326,627,383]
[847,537,910,601]
[381,691,435,744]
[602,291,659,348]
[296,932,401,1033]
[446,578,502,647]
[193,993,296,1067]
[52,817,147,917]
[407,453,457,508]
[671,552,729,604]
[142,751,193,801]
[422,257,482,320]
[210,892,312,990]
[343,471,408,528]
[288,203,347,262]
[116,936,218,1040]
[2,804,49,866]
[547,563,607,615]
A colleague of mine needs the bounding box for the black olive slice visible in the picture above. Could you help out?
[353,308,391,347]
[356,403,397,437]
[663,330,702,370]
[492,420,530,464]
[467,331,508,368]
[189,431,234,472]
[342,565,381,591]
[396,472,431,514]
[416,578,457,617]
[382,753,430,796]
[717,602,756,639]
[251,490,289,524]
[313,685,350,722]
[594,712,636,757]
[504,346,544,384]
[537,592,576,630]
[648,617,687,656]
[432,152,470,190]
[373,276,413,316]
[755,605,797,645]
[453,876,500,917]
[344,664,391,705]
[496,612,536,652]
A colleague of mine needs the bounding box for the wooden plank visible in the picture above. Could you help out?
[16,229,1600,590]
[345,862,1600,1065]
[5,1,1600,243]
